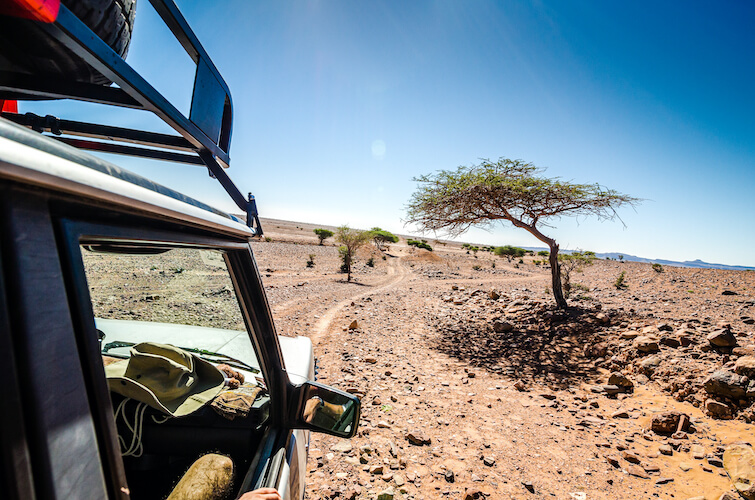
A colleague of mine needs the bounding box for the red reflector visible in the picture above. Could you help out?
[1,100,19,113]
[0,0,60,23]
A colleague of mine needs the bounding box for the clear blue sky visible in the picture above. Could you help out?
[25,1,755,266]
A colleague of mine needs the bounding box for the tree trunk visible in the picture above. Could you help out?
[548,243,567,309]
[346,253,352,282]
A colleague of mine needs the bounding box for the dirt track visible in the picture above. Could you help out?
[252,219,755,500]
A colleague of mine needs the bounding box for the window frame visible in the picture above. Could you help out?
[56,217,292,496]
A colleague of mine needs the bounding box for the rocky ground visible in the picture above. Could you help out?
[252,219,755,500]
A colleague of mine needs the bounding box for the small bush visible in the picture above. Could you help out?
[313,228,334,245]
[652,263,663,273]
[491,261,495,268]
[494,245,526,260]
[264,236,272,242]
[382,255,386,260]
[537,250,549,257]
[338,246,349,273]
[614,270,627,289]
[472,265,481,271]
[407,239,433,251]
[367,257,375,267]
[518,258,524,264]
[306,254,315,268]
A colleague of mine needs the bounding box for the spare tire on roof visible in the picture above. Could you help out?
[0,0,137,87]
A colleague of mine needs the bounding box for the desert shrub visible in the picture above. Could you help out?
[264,236,272,242]
[533,260,540,265]
[306,254,315,268]
[382,255,387,260]
[313,228,334,245]
[518,258,524,264]
[494,245,526,260]
[491,261,495,268]
[652,263,663,273]
[614,270,627,289]
[336,226,370,281]
[367,257,375,267]
[338,246,349,273]
[368,227,399,251]
[618,254,624,262]
[472,265,481,271]
[559,251,596,298]
[537,250,549,257]
[407,239,433,251]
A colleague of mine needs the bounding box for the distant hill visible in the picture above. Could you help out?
[520,248,755,271]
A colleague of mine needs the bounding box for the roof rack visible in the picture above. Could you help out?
[0,0,262,235]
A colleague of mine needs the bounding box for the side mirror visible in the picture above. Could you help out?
[293,381,360,438]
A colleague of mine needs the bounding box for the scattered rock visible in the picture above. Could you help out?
[627,465,649,479]
[348,320,359,330]
[377,488,395,500]
[659,444,673,456]
[651,411,690,434]
[635,336,660,353]
[724,444,755,500]
[608,372,634,392]
[706,399,733,419]
[704,370,748,399]
[719,492,741,500]
[463,487,486,500]
[492,320,513,333]
[708,329,737,348]
[405,431,431,446]
[655,477,674,485]
[734,356,755,377]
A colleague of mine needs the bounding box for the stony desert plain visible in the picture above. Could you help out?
[243,218,755,500]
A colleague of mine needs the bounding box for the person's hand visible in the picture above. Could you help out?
[217,364,245,389]
[238,487,281,500]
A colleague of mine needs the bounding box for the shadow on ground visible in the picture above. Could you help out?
[431,305,630,388]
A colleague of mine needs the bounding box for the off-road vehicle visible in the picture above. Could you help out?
[0,1,360,498]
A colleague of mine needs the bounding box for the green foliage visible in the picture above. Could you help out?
[614,270,627,289]
[537,250,550,257]
[313,228,334,245]
[368,227,399,251]
[518,258,524,264]
[407,239,433,251]
[618,254,624,261]
[405,156,639,309]
[336,226,371,281]
[652,263,663,273]
[306,254,315,268]
[367,257,375,267]
[472,265,481,271]
[264,236,272,242]
[493,245,526,260]
[491,260,495,268]
[558,251,596,298]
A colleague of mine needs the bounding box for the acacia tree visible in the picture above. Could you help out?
[314,228,334,245]
[405,158,639,308]
[336,225,370,282]
[368,227,399,251]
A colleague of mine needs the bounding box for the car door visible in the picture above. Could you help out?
[56,215,298,499]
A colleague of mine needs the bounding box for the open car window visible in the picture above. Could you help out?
[81,246,264,385]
